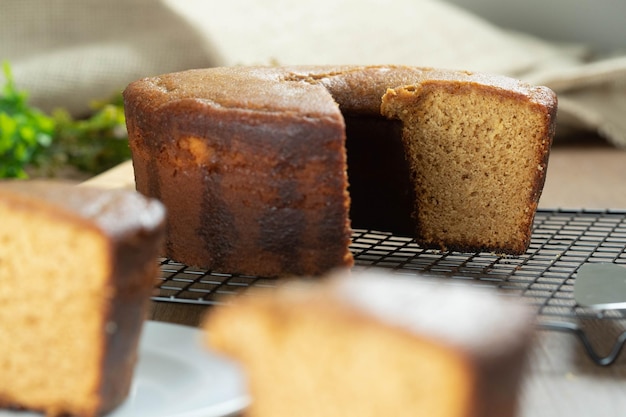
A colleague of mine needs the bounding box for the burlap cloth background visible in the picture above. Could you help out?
[2,0,626,148]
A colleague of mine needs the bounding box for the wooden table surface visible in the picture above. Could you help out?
[85,138,626,417]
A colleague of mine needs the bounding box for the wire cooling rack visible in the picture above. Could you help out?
[153,208,626,366]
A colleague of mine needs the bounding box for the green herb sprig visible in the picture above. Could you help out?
[0,61,131,180]
[44,94,130,176]
[0,62,55,178]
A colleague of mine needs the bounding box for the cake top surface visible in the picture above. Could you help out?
[330,270,534,353]
[275,269,535,354]
[0,180,165,240]
[129,66,340,118]
[124,65,557,118]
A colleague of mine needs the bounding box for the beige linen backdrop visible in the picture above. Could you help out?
[2,0,626,147]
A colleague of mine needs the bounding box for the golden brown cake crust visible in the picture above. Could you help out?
[124,65,557,275]
[0,180,165,417]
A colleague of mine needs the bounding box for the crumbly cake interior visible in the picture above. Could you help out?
[382,82,549,253]
[0,203,109,416]
[208,295,472,417]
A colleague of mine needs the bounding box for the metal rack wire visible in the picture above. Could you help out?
[153,208,626,366]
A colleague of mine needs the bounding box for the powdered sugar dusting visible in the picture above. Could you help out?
[332,270,534,354]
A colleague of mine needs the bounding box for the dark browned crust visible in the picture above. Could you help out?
[125,69,356,277]
[96,225,165,416]
[126,88,351,277]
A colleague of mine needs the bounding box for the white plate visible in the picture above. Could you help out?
[0,321,249,417]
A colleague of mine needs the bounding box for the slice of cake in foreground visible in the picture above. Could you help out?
[203,269,535,417]
[0,180,166,417]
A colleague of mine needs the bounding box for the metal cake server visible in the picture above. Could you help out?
[574,263,626,311]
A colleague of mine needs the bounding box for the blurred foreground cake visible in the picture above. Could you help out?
[204,270,535,417]
[124,65,557,277]
[0,181,165,417]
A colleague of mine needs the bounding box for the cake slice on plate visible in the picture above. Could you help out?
[0,180,165,417]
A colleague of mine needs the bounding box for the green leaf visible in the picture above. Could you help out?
[1,61,130,179]
[0,61,56,178]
